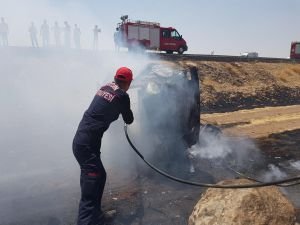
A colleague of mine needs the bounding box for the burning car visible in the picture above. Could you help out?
[129,63,207,177]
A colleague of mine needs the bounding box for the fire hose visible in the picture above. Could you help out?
[124,124,300,189]
[227,166,300,187]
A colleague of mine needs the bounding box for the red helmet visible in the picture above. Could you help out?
[114,67,133,82]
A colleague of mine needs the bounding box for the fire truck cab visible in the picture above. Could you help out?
[290,42,300,59]
[115,15,188,54]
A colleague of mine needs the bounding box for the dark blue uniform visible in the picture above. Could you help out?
[73,82,133,225]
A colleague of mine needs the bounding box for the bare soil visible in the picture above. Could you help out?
[182,61,300,112]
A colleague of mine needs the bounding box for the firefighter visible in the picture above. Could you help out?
[73,67,134,225]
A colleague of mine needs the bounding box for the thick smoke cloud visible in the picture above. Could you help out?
[290,161,300,170]
[188,131,262,169]
[261,164,287,181]
[0,48,151,224]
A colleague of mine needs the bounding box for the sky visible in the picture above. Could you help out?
[1,0,300,57]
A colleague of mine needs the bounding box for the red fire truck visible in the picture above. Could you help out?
[290,42,300,59]
[114,15,188,54]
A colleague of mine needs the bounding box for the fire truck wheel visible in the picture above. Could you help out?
[178,47,185,54]
[166,50,173,54]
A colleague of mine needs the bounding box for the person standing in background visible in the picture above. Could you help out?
[0,17,9,46]
[93,25,101,50]
[73,24,81,49]
[114,28,120,51]
[40,20,50,47]
[53,21,61,47]
[63,21,71,48]
[29,22,38,47]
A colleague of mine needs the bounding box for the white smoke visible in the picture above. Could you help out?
[188,129,260,165]
[290,160,300,171]
[188,132,232,159]
[262,164,287,182]
[0,47,153,224]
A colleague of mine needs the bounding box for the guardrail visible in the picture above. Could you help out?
[154,53,300,64]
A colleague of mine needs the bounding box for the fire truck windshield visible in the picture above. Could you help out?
[171,30,182,39]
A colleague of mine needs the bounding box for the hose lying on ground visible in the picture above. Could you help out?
[124,124,300,189]
[227,166,300,187]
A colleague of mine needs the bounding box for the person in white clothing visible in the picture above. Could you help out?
[53,21,61,47]
[93,25,101,50]
[0,17,9,46]
[29,22,38,47]
[40,20,50,47]
[73,24,81,49]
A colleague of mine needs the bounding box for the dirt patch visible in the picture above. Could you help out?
[201,85,300,113]
[201,105,300,138]
[258,129,300,161]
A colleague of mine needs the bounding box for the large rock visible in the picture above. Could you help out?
[189,179,296,225]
